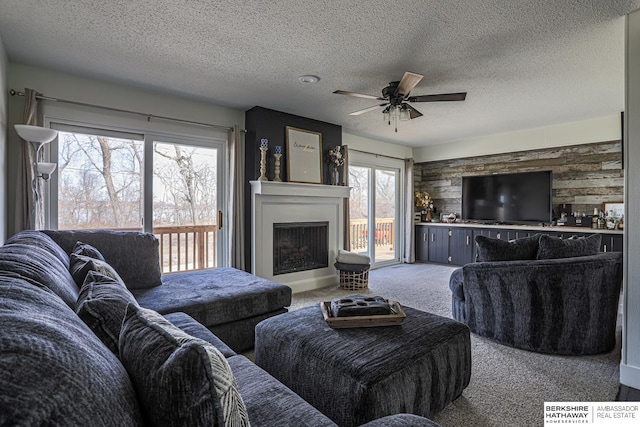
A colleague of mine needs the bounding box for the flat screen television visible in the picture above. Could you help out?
[461,171,553,224]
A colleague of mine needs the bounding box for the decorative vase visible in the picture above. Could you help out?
[426,210,432,221]
[331,165,340,185]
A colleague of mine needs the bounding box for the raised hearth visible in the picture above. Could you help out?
[251,181,350,293]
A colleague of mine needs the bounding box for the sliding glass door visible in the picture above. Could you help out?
[348,154,403,268]
[374,168,398,262]
[52,124,226,272]
[152,140,221,272]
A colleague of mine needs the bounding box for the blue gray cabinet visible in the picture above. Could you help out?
[428,227,450,264]
[415,224,622,266]
[415,225,430,261]
[450,228,475,265]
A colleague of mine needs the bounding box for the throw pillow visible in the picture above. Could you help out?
[72,241,106,261]
[76,271,139,354]
[536,234,602,260]
[119,305,250,427]
[475,234,540,262]
[69,253,124,288]
[43,230,162,290]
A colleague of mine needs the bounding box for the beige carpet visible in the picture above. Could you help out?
[287,263,622,427]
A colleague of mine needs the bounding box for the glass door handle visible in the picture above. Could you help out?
[217,210,223,230]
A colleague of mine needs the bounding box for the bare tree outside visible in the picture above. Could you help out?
[153,142,217,227]
[58,131,143,230]
[57,131,220,272]
[349,166,369,220]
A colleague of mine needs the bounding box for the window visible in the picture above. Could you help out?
[50,122,226,271]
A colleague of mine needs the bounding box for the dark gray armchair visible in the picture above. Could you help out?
[449,251,623,355]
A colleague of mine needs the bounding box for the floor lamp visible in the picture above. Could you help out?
[14,124,59,225]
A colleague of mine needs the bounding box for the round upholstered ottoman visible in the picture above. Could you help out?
[254,305,471,427]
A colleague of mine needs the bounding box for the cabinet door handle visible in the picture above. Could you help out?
[431,233,435,242]
[604,244,608,252]
[423,233,426,242]
[466,236,470,245]
[448,256,452,263]
[496,233,501,239]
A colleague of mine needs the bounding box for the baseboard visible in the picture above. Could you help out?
[620,363,640,390]
[288,275,338,294]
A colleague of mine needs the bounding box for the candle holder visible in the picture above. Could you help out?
[258,146,269,182]
[273,153,283,182]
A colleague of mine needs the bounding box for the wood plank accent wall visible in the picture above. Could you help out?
[414,140,623,219]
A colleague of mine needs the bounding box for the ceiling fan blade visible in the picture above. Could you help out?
[396,72,424,96]
[333,90,385,100]
[349,104,388,116]
[408,106,423,119]
[408,92,467,102]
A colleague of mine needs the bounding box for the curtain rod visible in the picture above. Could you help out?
[9,89,246,133]
[349,148,408,161]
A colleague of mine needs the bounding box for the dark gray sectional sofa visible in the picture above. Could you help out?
[43,229,291,352]
[449,233,623,355]
[0,229,439,426]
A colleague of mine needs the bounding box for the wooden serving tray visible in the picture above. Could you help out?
[320,300,406,329]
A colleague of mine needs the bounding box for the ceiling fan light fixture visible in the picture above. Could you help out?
[399,105,411,121]
[333,71,466,133]
[298,75,320,84]
[382,106,390,123]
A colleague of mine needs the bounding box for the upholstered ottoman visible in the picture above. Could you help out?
[254,305,471,427]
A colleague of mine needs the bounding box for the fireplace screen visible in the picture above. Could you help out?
[273,221,329,275]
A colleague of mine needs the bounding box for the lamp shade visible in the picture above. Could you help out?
[14,125,58,144]
[37,162,57,175]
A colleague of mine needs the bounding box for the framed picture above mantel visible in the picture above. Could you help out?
[286,126,323,184]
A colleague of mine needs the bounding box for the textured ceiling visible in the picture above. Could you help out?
[1,0,640,147]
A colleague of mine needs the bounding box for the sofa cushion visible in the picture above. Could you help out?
[72,241,106,261]
[69,253,125,288]
[76,271,139,354]
[0,276,144,425]
[6,230,70,268]
[43,229,162,290]
[133,267,292,328]
[0,243,78,308]
[475,234,540,262]
[229,354,337,426]
[536,234,601,260]
[119,305,250,427]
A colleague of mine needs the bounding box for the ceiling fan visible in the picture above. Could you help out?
[333,72,466,132]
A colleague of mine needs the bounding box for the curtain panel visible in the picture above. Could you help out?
[404,158,415,263]
[342,145,351,251]
[228,125,245,270]
[14,88,44,233]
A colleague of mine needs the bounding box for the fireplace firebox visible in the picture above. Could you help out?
[273,222,329,275]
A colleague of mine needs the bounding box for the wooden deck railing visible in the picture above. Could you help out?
[349,218,394,252]
[101,219,392,273]
[153,225,217,273]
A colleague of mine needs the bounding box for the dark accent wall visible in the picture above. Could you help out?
[243,106,342,271]
[414,140,623,220]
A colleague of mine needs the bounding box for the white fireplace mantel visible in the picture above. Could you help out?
[251,180,350,198]
[250,181,350,293]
